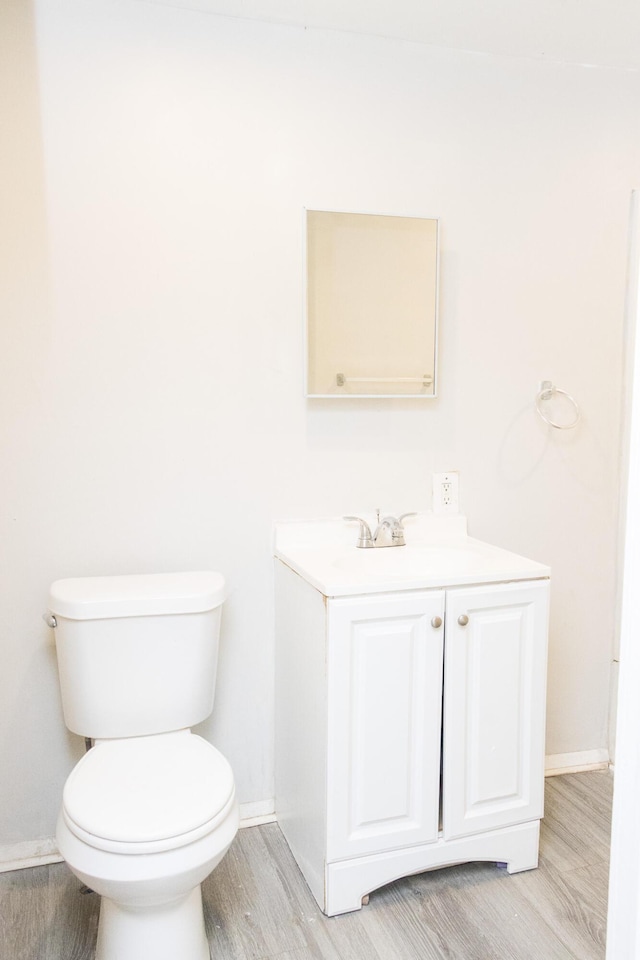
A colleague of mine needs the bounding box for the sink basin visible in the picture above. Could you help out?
[273,515,550,597]
[330,545,482,578]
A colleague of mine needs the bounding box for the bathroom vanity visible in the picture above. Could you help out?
[274,515,550,916]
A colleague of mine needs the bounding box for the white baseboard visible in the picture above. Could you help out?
[238,798,276,828]
[545,749,610,777]
[0,838,63,874]
[0,800,277,873]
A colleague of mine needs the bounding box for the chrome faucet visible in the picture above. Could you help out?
[344,512,417,548]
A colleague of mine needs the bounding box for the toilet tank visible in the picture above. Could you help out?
[48,572,226,740]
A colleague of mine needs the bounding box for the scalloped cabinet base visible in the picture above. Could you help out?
[325,820,540,915]
[274,560,550,916]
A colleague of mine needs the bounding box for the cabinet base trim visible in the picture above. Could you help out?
[324,819,540,916]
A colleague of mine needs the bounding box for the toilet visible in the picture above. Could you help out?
[47,571,239,960]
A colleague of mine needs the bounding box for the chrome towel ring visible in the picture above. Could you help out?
[535,381,580,430]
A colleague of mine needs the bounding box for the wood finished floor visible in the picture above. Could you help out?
[0,771,612,960]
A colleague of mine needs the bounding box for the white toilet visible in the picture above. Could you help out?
[47,571,239,960]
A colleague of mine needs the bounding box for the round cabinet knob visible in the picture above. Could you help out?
[431,616,443,629]
[457,614,469,626]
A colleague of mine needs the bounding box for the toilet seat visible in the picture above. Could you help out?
[62,732,235,855]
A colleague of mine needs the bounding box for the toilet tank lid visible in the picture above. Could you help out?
[48,571,226,620]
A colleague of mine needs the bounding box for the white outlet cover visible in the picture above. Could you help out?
[433,471,459,515]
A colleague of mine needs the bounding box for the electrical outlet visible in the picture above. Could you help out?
[433,472,459,515]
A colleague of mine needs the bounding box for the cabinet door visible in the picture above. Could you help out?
[443,580,549,841]
[326,590,445,861]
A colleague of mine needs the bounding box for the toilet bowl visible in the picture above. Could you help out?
[56,731,238,960]
[47,572,237,960]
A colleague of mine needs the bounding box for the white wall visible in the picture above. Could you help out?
[1,0,638,852]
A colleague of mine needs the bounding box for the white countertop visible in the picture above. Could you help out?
[273,514,550,597]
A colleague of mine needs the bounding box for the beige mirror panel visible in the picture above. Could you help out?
[306,210,439,398]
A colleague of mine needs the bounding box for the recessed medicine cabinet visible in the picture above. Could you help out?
[305,210,439,398]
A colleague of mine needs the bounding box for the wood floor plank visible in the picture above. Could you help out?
[387,861,576,960]
[258,822,386,960]
[565,857,610,915]
[365,866,507,960]
[0,862,98,960]
[441,865,577,960]
[508,855,608,958]
[548,771,613,820]
[254,952,326,960]
[538,816,595,874]
[543,772,612,868]
[0,865,51,960]
[204,826,310,960]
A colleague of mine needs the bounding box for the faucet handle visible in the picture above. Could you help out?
[343,516,374,549]
[388,512,417,546]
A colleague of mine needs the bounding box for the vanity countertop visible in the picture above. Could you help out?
[273,514,550,597]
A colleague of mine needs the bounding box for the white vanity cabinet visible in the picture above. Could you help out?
[274,519,550,917]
